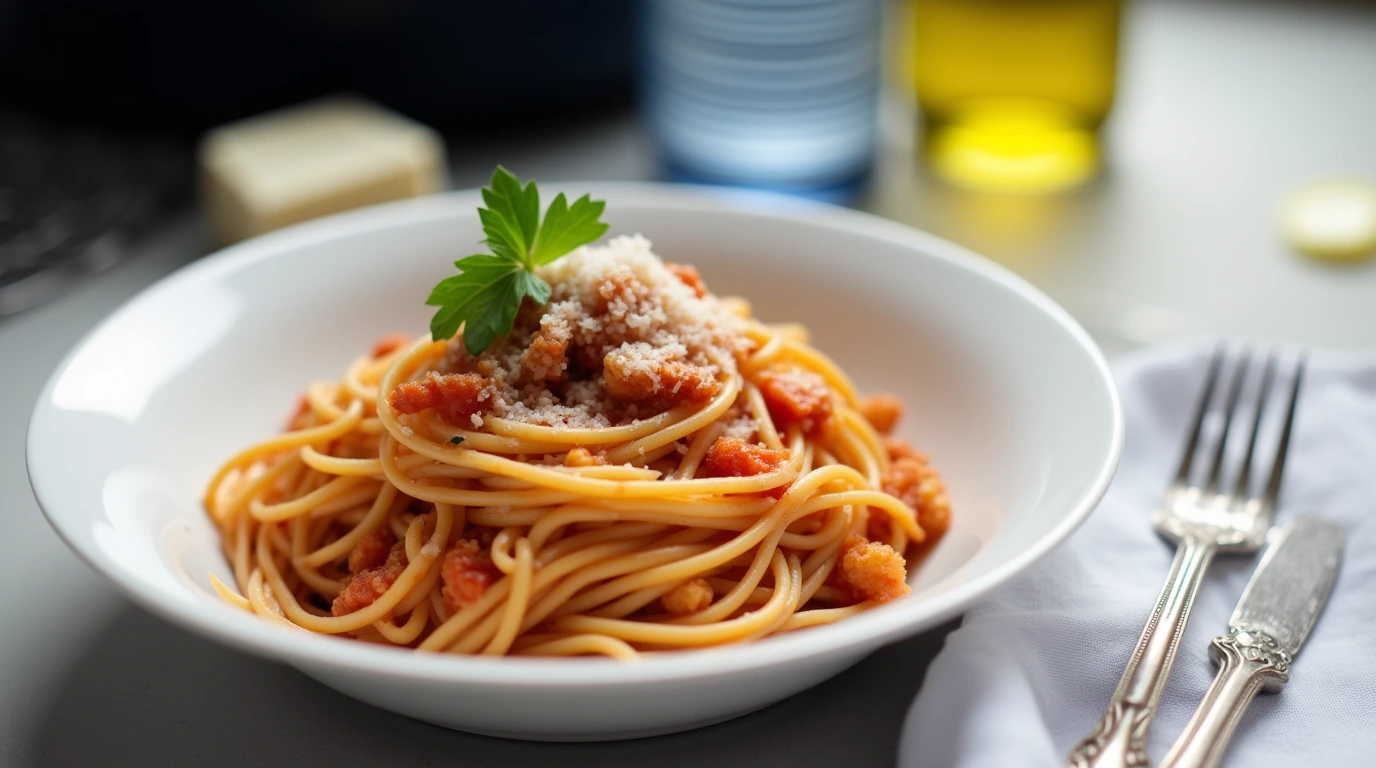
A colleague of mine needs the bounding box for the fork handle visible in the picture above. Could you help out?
[1160,633,1289,768]
[1064,538,1218,768]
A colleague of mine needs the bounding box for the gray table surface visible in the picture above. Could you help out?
[4,1,1375,766]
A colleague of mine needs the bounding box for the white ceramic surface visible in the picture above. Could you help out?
[27,185,1122,741]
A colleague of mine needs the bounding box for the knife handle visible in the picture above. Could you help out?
[1160,629,1291,768]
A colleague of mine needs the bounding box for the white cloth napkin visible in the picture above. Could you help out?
[899,342,1376,767]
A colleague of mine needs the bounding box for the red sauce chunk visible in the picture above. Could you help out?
[702,437,791,497]
[881,445,952,539]
[858,393,902,434]
[666,262,708,298]
[838,534,910,604]
[603,350,720,410]
[388,372,489,427]
[883,436,920,462]
[347,529,396,574]
[333,541,407,616]
[757,368,832,434]
[440,539,501,614]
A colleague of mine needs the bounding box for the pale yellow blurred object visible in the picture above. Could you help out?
[1281,179,1376,262]
[199,97,448,244]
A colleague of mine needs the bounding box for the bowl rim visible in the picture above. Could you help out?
[27,183,1123,687]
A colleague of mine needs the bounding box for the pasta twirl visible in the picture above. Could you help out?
[205,236,951,658]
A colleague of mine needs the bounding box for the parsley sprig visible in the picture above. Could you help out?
[426,167,609,354]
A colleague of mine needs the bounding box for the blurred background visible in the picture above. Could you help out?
[1,0,1375,353]
[2,3,1375,765]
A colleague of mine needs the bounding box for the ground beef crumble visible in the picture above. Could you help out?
[440,539,501,614]
[881,440,952,538]
[858,393,903,434]
[837,534,910,603]
[347,529,396,574]
[758,367,833,434]
[333,540,408,616]
[389,371,488,425]
[702,437,790,479]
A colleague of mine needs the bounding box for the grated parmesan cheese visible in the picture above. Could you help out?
[440,236,750,429]
[721,414,758,442]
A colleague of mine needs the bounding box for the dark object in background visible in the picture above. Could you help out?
[0,0,635,316]
[0,0,637,131]
[0,109,189,316]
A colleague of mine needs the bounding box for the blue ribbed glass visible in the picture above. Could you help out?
[641,0,882,201]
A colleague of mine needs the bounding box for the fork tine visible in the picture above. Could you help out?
[1260,352,1307,509]
[1173,344,1227,489]
[1204,348,1252,494]
[1229,351,1277,499]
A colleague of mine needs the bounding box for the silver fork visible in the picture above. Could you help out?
[1064,347,1306,768]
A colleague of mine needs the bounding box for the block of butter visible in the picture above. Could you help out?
[200,96,447,244]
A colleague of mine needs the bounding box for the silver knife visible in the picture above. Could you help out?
[1162,516,1344,768]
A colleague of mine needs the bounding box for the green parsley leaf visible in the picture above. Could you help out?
[425,254,521,343]
[427,168,608,353]
[476,208,523,263]
[448,435,465,445]
[531,193,609,266]
[480,166,540,265]
[425,254,551,354]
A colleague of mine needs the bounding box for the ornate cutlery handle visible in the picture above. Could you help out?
[1065,538,1217,768]
[1160,628,1290,768]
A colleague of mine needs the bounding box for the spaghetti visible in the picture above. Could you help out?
[205,236,950,658]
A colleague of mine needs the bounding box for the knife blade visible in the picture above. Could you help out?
[1162,516,1344,768]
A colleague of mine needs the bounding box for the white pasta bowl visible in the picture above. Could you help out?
[28,184,1121,741]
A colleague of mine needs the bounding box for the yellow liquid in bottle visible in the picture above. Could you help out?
[913,0,1122,192]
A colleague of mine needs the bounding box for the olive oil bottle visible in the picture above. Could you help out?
[913,0,1122,192]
